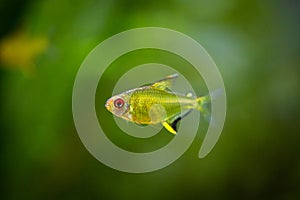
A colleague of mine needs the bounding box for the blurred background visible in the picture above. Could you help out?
[1,0,300,199]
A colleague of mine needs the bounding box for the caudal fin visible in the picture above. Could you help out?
[196,95,211,122]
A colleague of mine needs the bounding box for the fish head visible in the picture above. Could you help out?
[105,93,131,120]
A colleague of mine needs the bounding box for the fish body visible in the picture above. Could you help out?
[105,74,210,134]
[129,87,195,123]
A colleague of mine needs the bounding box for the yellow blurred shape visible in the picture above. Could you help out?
[0,30,48,72]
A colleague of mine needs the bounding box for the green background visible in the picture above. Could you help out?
[1,0,299,199]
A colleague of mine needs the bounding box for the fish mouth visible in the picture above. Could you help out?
[105,98,113,110]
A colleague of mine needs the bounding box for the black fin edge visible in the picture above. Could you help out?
[170,109,192,132]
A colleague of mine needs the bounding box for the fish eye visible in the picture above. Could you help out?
[114,98,124,108]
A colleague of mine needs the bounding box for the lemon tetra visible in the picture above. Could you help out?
[105,74,210,134]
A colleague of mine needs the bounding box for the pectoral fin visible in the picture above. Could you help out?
[134,123,148,127]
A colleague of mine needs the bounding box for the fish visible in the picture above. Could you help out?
[105,74,210,134]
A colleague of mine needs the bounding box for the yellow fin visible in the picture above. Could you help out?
[151,74,178,90]
[162,122,177,135]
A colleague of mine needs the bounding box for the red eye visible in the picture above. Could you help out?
[114,98,124,108]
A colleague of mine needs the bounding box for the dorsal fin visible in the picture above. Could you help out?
[150,74,178,90]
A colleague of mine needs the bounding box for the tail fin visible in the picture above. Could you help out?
[196,95,211,122]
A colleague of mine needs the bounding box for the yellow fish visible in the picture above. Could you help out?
[105,74,210,134]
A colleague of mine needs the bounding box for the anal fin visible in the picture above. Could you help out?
[162,122,177,135]
[164,109,193,135]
